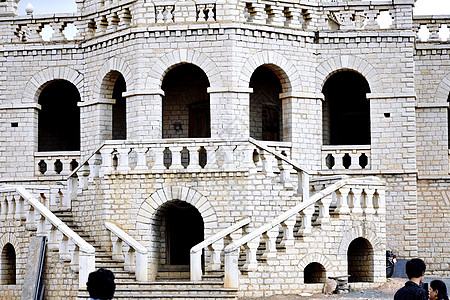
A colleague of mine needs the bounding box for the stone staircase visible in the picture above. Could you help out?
[53,211,238,300]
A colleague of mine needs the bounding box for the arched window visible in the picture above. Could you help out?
[162,64,210,138]
[112,74,126,140]
[250,66,283,141]
[347,237,374,282]
[322,71,371,145]
[1,243,16,285]
[38,80,80,151]
[304,262,326,283]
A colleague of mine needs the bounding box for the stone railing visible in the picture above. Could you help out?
[18,184,71,211]
[34,151,80,177]
[0,185,95,288]
[222,176,385,288]
[67,138,311,203]
[190,217,251,281]
[413,16,450,42]
[321,145,371,170]
[105,221,148,282]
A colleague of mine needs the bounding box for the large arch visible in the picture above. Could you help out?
[238,51,300,93]
[22,67,83,103]
[0,233,19,285]
[146,49,223,89]
[316,55,381,94]
[337,222,384,259]
[92,57,135,102]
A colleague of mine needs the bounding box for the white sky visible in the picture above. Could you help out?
[16,0,450,15]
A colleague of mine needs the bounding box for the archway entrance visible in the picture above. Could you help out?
[164,201,204,266]
[347,237,374,282]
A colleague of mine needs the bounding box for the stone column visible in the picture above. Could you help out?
[208,87,252,139]
[280,91,323,171]
[123,89,163,140]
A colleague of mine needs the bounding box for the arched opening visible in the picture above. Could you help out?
[347,237,374,282]
[249,66,283,141]
[38,80,80,151]
[304,262,326,283]
[1,243,16,285]
[162,64,210,139]
[322,71,371,145]
[112,74,126,140]
[152,200,204,279]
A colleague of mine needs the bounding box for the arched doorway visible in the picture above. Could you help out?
[322,71,371,145]
[347,237,374,282]
[38,80,80,151]
[1,243,16,285]
[112,74,127,140]
[304,262,326,283]
[153,200,204,274]
[162,64,210,139]
[249,66,283,141]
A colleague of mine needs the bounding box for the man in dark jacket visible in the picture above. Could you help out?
[394,258,427,300]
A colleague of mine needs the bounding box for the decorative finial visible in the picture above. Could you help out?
[25,3,34,15]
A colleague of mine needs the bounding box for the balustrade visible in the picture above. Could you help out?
[222,176,385,289]
[34,152,80,177]
[0,185,95,288]
[105,221,148,281]
[322,145,370,171]
[413,16,450,42]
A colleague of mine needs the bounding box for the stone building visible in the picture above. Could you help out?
[0,0,448,298]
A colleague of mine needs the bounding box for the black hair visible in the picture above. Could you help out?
[405,258,426,279]
[431,279,449,300]
[86,268,116,300]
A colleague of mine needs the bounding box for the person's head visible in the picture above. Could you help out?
[429,280,449,300]
[86,268,115,300]
[405,258,426,281]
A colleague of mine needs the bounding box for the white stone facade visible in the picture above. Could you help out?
[0,0,449,298]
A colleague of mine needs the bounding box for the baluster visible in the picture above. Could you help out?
[89,153,102,179]
[375,189,386,215]
[340,11,354,29]
[170,146,184,170]
[124,246,136,272]
[205,145,218,170]
[135,147,148,171]
[48,225,59,251]
[50,22,66,41]
[7,195,14,219]
[0,196,6,221]
[297,171,310,200]
[351,188,363,214]
[100,148,114,175]
[198,5,206,21]
[186,146,201,171]
[262,227,278,259]
[18,196,26,221]
[36,214,46,235]
[365,10,379,29]
[206,240,224,271]
[260,150,275,176]
[111,236,124,261]
[117,148,130,173]
[299,205,315,235]
[280,215,296,246]
[206,4,215,21]
[221,145,235,170]
[150,147,166,172]
[316,194,332,224]
[25,205,37,231]
[278,159,293,189]
[156,6,165,23]
[335,187,350,214]
[364,188,376,214]
[28,23,43,42]
[165,6,174,22]
[242,236,260,271]
[118,8,131,28]
[59,235,72,262]
[238,144,256,173]
[71,245,80,271]
[13,195,21,220]
[78,164,90,191]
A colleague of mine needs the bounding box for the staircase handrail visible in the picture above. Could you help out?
[190,217,251,281]
[0,185,95,288]
[248,137,315,175]
[105,221,148,282]
[66,142,106,180]
[223,176,384,287]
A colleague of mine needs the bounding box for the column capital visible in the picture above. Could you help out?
[279,91,324,100]
[207,87,253,94]
[122,89,165,97]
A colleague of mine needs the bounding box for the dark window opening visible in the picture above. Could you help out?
[322,71,371,145]
[250,66,282,141]
[38,80,80,151]
[112,74,127,140]
[162,64,210,139]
